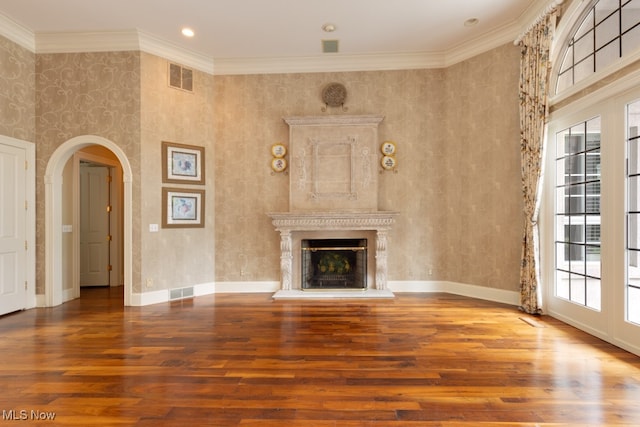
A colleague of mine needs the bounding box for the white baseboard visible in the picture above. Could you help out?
[86,280,519,307]
[213,281,280,293]
[389,280,520,306]
[213,280,520,306]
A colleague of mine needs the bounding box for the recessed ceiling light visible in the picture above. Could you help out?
[464,18,479,27]
[322,23,336,33]
[182,27,195,37]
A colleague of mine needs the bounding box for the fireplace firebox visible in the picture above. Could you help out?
[301,239,367,290]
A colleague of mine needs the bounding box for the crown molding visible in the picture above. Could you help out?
[0,0,557,75]
[0,12,35,51]
[137,30,214,74]
[212,51,446,75]
[35,30,140,53]
[443,20,521,67]
[34,29,214,74]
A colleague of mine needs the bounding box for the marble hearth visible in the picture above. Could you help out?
[269,114,399,299]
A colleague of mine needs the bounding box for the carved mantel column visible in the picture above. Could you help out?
[375,230,389,290]
[279,230,293,290]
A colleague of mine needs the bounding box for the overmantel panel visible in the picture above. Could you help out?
[284,115,384,212]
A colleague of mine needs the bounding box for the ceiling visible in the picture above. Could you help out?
[0,0,550,74]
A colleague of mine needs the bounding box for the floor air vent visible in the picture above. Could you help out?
[170,287,194,301]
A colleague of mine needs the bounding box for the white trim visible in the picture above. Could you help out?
[194,282,216,296]
[212,52,446,75]
[44,135,133,307]
[215,281,280,294]
[130,289,167,307]
[514,0,565,46]
[0,0,563,76]
[550,50,640,108]
[212,280,520,306]
[115,280,519,306]
[35,30,139,53]
[390,280,520,306]
[137,30,214,74]
[549,65,640,119]
[0,12,35,51]
[0,135,36,310]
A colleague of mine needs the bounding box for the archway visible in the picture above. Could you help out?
[45,135,133,306]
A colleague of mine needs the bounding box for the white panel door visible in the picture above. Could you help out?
[80,164,110,286]
[0,143,26,315]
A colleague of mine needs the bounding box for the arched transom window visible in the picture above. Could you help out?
[556,0,640,94]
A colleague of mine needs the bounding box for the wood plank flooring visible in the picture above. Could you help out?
[1,288,640,426]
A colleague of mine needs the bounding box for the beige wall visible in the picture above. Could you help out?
[139,52,215,294]
[2,31,522,297]
[34,51,142,294]
[214,43,523,291]
[0,36,35,142]
[443,44,523,290]
[32,51,216,295]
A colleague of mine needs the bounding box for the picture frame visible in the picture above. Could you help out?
[162,141,205,184]
[162,188,205,228]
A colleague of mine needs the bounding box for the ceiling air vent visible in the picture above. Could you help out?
[168,63,193,92]
[322,39,339,53]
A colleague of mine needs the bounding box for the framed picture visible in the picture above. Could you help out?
[162,141,205,184]
[162,188,205,228]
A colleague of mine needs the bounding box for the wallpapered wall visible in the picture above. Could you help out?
[2,31,521,296]
[32,50,216,295]
[35,51,142,293]
[0,36,35,142]
[214,43,523,291]
[139,52,215,294]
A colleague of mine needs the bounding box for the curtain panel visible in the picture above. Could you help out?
[518,13,556,314]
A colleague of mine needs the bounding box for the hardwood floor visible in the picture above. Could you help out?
[1,288,640,426]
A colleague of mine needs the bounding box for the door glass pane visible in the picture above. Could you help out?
[555,117,602,311]
[627,99,640,324]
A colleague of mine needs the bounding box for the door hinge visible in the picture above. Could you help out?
[25,160,28,170]
[108,265,113,271]
[25,200,28,210]
[106,205,112,212]
[107,174,112,183]
[107,235,112,241]
[24,240,28,250]
[25,281,28,290]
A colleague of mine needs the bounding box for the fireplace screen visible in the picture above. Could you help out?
[301,239,367,290]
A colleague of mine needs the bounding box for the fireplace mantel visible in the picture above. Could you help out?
[268,211,398,231]
[270,114,398,299]
[268,211,398,299]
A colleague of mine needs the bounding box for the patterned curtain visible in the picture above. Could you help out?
[518,12,556,314]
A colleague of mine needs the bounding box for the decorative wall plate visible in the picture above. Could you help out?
[322,82,347,107]
[271,143,287,158]
[381,141,396,156]
[381,155,397,170]
[271,157,287,172]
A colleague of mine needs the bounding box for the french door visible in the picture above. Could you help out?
[543,87,640,356]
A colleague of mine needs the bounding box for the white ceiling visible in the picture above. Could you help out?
[0,0,552,74]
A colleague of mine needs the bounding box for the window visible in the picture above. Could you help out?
[555,117,602,310]
[556,0,640,94]
[627,99,640,324]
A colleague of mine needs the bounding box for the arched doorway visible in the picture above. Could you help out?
[45,135,133,306]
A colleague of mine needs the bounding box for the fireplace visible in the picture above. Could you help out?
[302,238,367,290]
[268,114,398,298]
